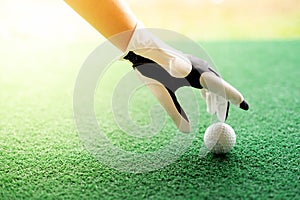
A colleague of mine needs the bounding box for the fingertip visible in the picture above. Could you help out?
[240,100,249,110]
[178,119,190,133]
[225,101,230,120]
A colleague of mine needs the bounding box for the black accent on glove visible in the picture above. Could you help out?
[124,51,205,89]
[124,51,232,122]
[124,51,190,121]
[124,51,155,68]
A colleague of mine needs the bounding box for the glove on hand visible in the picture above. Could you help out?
[124,26,248,132]
[124,51,249,133]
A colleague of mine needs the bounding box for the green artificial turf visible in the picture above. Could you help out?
[0,40,299,199]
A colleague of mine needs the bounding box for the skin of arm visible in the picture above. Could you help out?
[64,0,138,51]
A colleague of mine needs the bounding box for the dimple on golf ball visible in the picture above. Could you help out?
[204,122,236,154]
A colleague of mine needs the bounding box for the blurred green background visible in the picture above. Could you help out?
[0,0,299,42]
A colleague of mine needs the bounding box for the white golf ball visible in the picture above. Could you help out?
[204,122,236,154]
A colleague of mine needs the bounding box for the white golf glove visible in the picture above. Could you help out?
[124,25,249,132]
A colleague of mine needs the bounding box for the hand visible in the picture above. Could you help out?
[124,27,249,132]
[124,51,249,133]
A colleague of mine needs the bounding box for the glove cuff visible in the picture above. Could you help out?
[124,25,192,78]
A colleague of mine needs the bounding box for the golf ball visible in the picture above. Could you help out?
[204,122,236,154]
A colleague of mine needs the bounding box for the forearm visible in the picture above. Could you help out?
[64,0,138,51]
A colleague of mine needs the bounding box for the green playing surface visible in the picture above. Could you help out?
[0,40,299,199]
